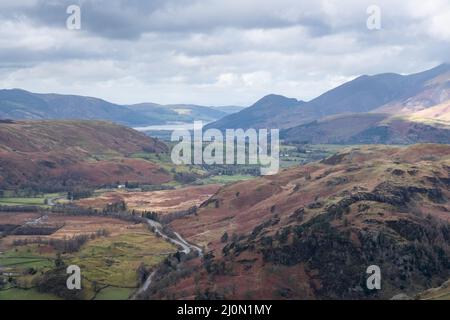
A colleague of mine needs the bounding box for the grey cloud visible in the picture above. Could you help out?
[4,0,348,39]
[0,0,448,106]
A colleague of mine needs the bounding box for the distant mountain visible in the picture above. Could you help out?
[374,63,450,114]
[207,64,450,131]
[205,94,305,130]
[213,106,245,114]
[281,64,450,145]
[0,89,158,126]
[127,103,233,123]
[0,89,243,126]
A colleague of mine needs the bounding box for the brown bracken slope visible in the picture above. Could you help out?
[148,144,450,300]
[0,120,170,191]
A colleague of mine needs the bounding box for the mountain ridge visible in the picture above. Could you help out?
[206,64,450,131]
[0,89,244,126]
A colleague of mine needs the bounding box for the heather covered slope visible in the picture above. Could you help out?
[0,120,171,191]
[410,100,450,123]
[281,112,450,145]
[148,144,450,300]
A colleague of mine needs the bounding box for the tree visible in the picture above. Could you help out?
[221,232,229,243]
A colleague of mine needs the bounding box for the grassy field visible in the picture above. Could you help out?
[0,197,47,206]
[199,175,256,185]
[0,245,55,268]
[0,193,64,207]
[0,232,175,300]
[94,287,134,300]
[0,245,56,292]
[69,231,175,290]
[0,216,177,300]
[278,144,346,168]
[133,144,351,177]
[0,288,60,300]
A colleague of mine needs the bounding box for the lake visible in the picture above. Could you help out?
[134,122,208,132]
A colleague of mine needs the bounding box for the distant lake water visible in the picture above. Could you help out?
[134,122,208,132]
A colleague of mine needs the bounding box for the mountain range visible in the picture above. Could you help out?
[2,64,450,146]
[206,64,450,145]
[0,89,243,126]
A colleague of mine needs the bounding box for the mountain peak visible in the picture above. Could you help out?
[253,94,301,108]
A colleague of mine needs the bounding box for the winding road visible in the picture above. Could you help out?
[45,197,202,298]
[146,219,203,257]
[46,195,66,206]
[132,218,203,298]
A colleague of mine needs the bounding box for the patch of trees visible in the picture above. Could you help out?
[139,250,198,300]
[221,232,229,243]
[201,164,260,176]
[140,184,175,192]
[142,206,198,224]
[174,172,199,184]
[124,181,139,189]
[104,200,127,213]
[13,229,109,253]
[51,205,145,224]
[12,223,64,236]
[35,257,83,300]
[137,263,150,286]
[0,224,19,233]
[159,206,197,224]
[67,189,93,200]
[0,205,42,213]
[202,251,234,276]
[0,119,15,124]
[249,217,280,241]
[258,209,450,299]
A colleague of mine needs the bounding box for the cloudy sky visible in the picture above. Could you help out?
[0,0,449,106]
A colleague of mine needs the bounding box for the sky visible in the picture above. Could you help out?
[0,0,449,106]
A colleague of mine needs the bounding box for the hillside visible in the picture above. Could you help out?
[146,144,450,300]
[127,103,231,123]
[207,64,450,131]
[281,112,450,145]
[375,64,450,114]
[0,89,242,126]
[0,120,171,191]
[410,100,450,122]
[205,94,305,130]
[0,89,158,126]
